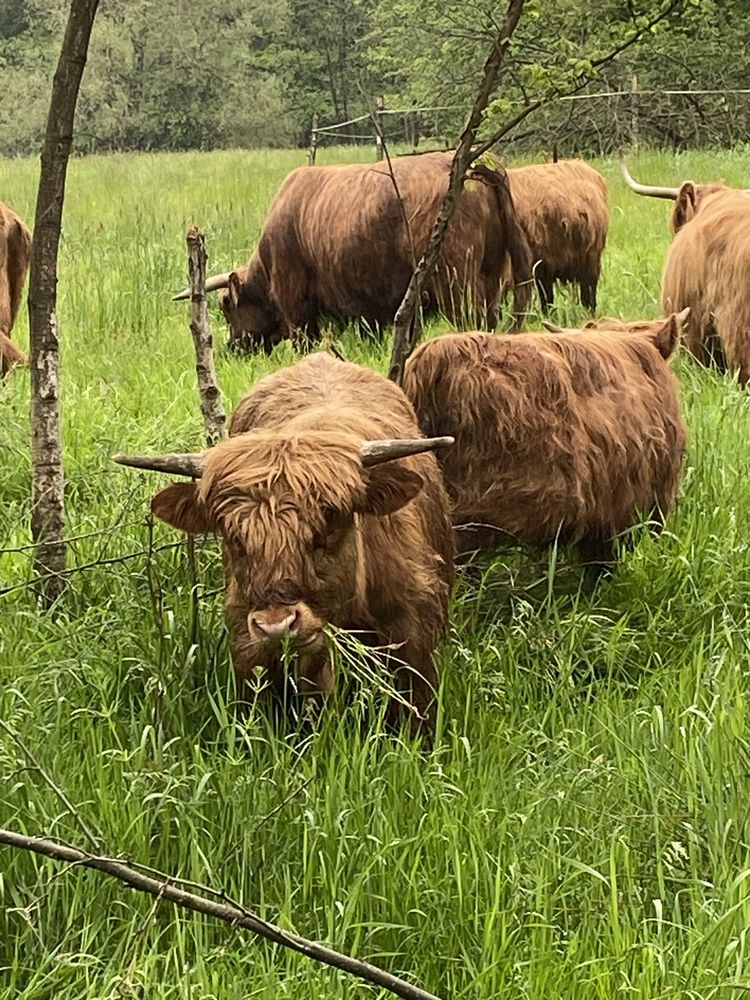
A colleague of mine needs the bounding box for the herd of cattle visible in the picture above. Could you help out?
[4,147,749,735]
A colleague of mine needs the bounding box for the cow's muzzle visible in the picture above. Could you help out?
[247,604,323,650]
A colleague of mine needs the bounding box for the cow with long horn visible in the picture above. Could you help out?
[172,150,532,353]
[115,352,455,736]
[621,154,750,383]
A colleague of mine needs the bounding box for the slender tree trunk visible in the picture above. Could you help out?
[186,227,226,447]
[387,0,526,384]
[28,0,100,605]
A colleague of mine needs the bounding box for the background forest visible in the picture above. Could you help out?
[0,0,747,157]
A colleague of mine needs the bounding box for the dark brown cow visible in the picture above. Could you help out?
[0,201,32,376]
[115,353,455,736]
[621,157,750,383]
[506,159,609,312]
[402,316,687,569]
[174,151,532,352]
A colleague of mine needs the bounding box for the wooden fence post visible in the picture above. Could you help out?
[375,96,385,160]
[186,227,226,447]
[29,0,101,606]
[307,112,319,165]
[631,73,640,150]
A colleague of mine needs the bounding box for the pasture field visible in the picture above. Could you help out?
[3,145,750,999]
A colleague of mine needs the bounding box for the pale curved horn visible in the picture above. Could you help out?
[674,306,691,327]
[172,272,232,302]
[619,152,679,200]
[113,452,204,478]
[360,437,454,467]
[542,320,564,333]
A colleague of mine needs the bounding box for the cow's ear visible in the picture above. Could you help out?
[674,182,698,230]
[358,466,424,517]
[228,271,242,306]
[650,315,680,361]
[151,482,214,534]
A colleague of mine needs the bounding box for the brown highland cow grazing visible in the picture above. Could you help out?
[507,159,609,312]
[115,353,455,736]
[622,157,750,384]
[0,201,32,376]
[174,151,532,352]
[403,317,687,568]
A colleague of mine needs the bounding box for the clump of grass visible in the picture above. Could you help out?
[3,147,750,998]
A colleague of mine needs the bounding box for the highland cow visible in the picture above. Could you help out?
[173,151,532,352]
[621,157,750,383]
[115,353,455,736]
[0,201,32,376]
[507,159,609,312]
[402,317,687,569]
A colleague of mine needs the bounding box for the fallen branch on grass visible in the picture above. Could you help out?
[0,828,444,1000]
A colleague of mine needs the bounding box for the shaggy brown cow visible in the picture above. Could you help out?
[506,159,609,312]
[621,158,750,383]
[0,201,32,376]
[115,353,455,736]
[402,316,687,569]
[173,151,532,352]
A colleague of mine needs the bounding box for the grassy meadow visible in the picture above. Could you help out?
[3,145,750,999]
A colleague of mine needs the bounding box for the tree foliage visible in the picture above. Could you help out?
[0,0,745,156]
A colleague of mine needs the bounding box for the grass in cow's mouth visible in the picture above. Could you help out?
[3,146,750,998]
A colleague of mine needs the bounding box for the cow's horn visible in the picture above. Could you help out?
[542,320,564,332]
[360,437,454,467]
[619,152,679,200]
[113,452,205,478]
[172,272,232,302]
[674,306,691,326]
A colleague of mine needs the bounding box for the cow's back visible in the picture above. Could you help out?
[258,154,506,325]
[404,329,684,547]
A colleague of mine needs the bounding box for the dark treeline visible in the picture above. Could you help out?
[0,0,746,157]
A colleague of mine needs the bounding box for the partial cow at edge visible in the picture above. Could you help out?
[173,151,532,353]
[403,315,687,572]
[506,158,609,313]
[115,353,455,738]
[622,156,750,385]
[0,201,32,377]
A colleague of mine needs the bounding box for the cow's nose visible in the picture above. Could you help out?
[250,609,301,641]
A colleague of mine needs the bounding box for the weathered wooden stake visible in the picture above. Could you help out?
[375,96,385,160]
[186,227,226,447]
[29,0,101,605]
[307,112,319,166]
[387,0,526,384]
[631,73,640,150]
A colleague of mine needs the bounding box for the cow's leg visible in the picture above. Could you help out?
[580,277,598,313]
[384,639,438,743]
[535,267,554,313]
[577,536,616,581]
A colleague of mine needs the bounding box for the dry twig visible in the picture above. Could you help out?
[0,828,444,1000]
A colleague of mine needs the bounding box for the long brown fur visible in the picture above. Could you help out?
[506,159,609,312]
[402,321,686,566]
[660,184,750,382]
[151,353,454,736]
[0,202,31,376]
[219,151,532,352]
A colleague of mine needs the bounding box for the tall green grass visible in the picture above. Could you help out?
[3,146,750,999]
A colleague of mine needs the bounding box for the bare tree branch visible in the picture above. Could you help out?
[387,0,526,384]
[0,828,444,1000]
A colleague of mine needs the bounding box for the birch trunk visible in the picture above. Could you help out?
[187,227,226,446]
[29,0,101,605]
